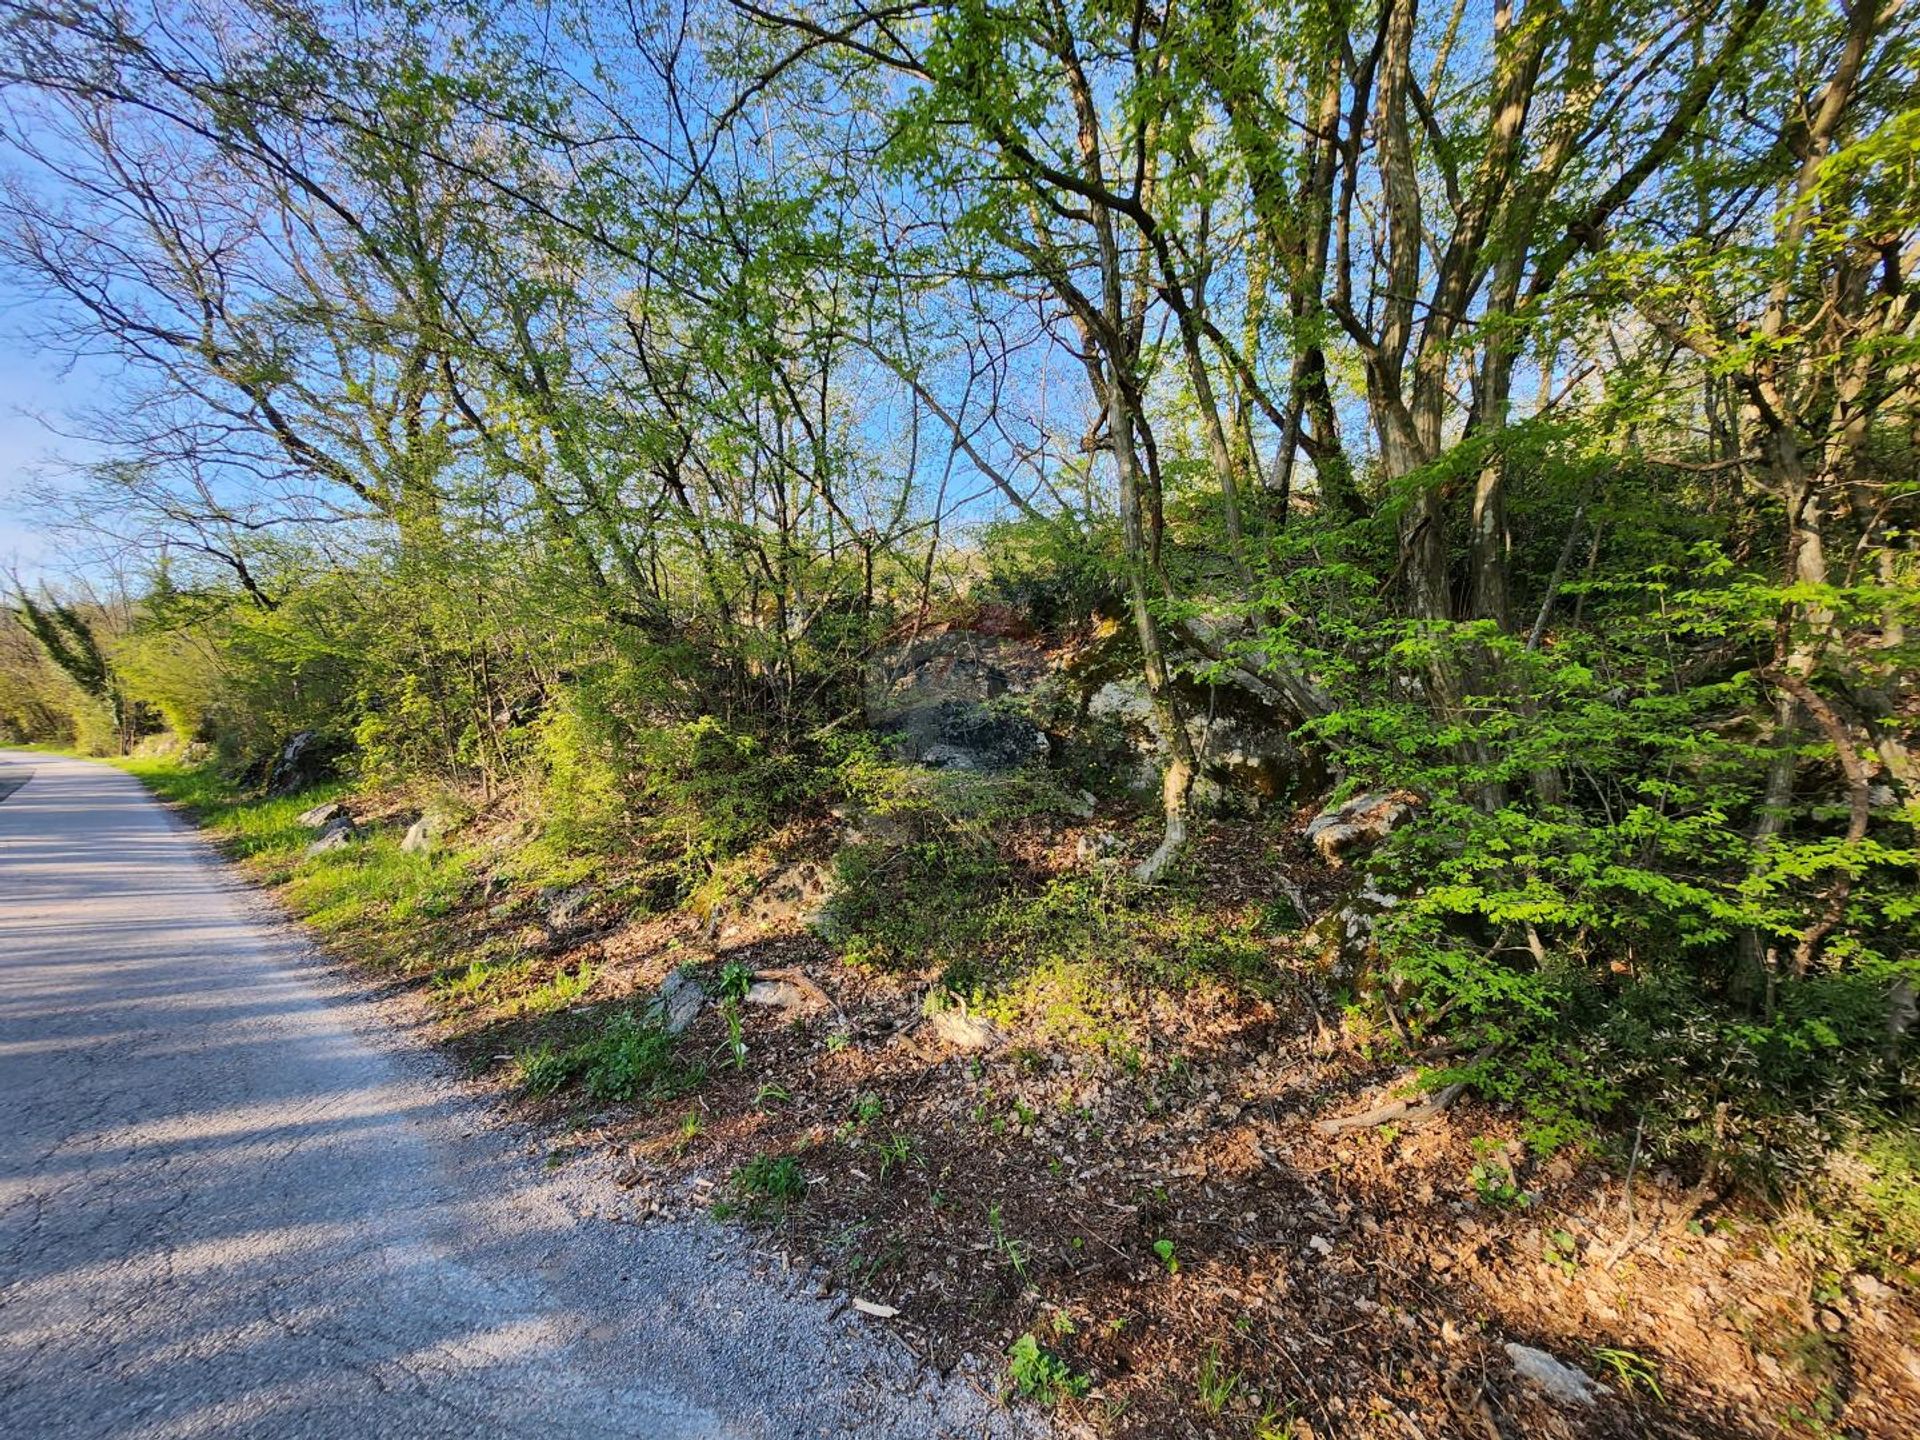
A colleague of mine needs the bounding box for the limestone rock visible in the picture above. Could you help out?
[1074,830,1123,868]
[866,628,1050,726]
[1306,875,1401,984]
[297,799,349,829]
[542,884,596,932]
[303,815,356,858]
[267,731,336,796]
[925,1003,998,1051]
[891,701,1050,773]
[1305,790,1422,866]
[744,971,832,1015]
[1504,1343,1608,1406]
[1087,678,1298,809]
[866,629,1053,773]
[722,861,837,939]
[652,971,705,1035]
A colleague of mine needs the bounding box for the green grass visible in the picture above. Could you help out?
[516,1010,701,1104]
[284,837,470,934]
[725,1153,808,1218]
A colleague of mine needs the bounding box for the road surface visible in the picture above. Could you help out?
[0,751,1019,1439]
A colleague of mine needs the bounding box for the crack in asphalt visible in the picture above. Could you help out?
[0,752,1035,1440]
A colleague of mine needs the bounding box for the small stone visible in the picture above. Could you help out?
[1504,1343,1607,1405]
[303,815,356,857]
[741,973,832,1015]
[1850,1273,1892,1304]
[1819,1308,1844,1334]
[926,1007,997,1051]
[400,816,436,854]
[1074,830,1123,866]
[296,800,348,829]
[543,884,595,931]
[652,971,705,1035]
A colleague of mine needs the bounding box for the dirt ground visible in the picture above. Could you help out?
[269,792,1920,1440]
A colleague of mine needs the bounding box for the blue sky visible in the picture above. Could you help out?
[0,337,71,579]
[0,322,95,583]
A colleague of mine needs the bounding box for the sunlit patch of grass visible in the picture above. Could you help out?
[519,961,596,1014]
[515,1010,701,1103]
[285,837,469,938]
[433,953,530,1003]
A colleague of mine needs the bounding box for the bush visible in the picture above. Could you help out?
[1273,549,1920,1183]
[977,513,1122,632]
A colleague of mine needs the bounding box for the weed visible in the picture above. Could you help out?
[581,1012,698,1102]
[753,1082,791,1109]
[720,997,748,1070]
[716,960,755,1002]
[433,954,529,1003]
[1591,1346,1665,1403]
[1152,1238,1179,1275]
[1006,1334,1089,1405]
[515,1044,574,1094]
[730,1153,807,1217]
[518,1011,700,1104]
[521,961,596,1014]
[1544,1227,1580,1277]
[1469,1159,1528,1209]
[988,1204,1030,1281]
[873,1133,914,1181]
[674,1110,704,1154]
[1196,1344,1241,1417]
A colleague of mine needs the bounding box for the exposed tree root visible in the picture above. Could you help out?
[1313,1043,1498,1136]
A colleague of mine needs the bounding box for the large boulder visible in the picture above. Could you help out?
[1304,790,1422,866]
[266,731,336,797]
[1086,678,1298,809]
[1306,873,1401,985]
[867,629,1054,772]
[866,627,1052,724]
[893,701,1050,772]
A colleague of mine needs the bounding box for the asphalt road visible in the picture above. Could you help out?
[0,751,1022,1439]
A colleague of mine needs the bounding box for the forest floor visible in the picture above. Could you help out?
[119,756,1920,1440]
